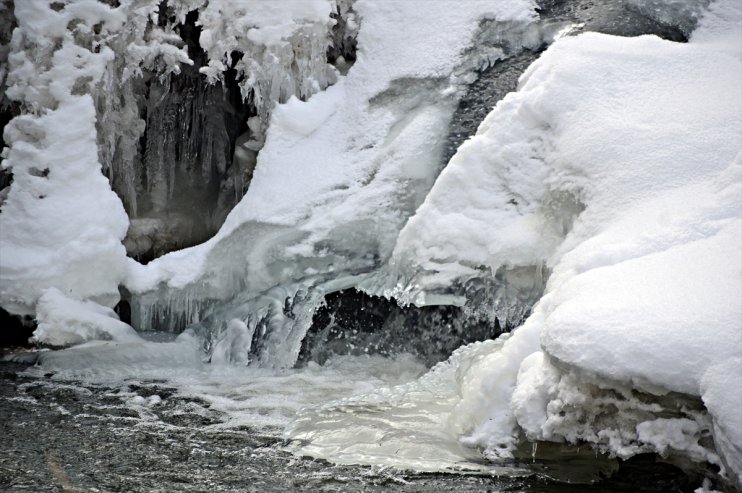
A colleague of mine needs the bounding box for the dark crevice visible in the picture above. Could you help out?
[114,300,132,326]
[327,1,358,74]
[122,8,255,263]
[299,289,509,367]
[0,307,35,351]
[444,50,543,164]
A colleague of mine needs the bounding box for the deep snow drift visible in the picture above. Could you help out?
[1,0,740,489]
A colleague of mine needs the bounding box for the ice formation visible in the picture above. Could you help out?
[124,0,547,362]
[0,0,740,489]
[33,287,141,347]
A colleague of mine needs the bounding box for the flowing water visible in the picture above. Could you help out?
[0,353,699,492]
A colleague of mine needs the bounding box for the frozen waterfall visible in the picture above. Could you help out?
[1,0,740,490]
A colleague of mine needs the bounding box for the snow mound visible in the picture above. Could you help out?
[33,288,140,347]
[391,0,741,481]
[0,0,132,315]
[701,357,742,484]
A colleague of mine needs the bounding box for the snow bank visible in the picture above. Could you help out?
[33,288,140,347]
[392,0,740,480]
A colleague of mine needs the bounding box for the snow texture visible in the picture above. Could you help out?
[33,288,140,346]
[392,0,741,481]
[0,0,132,315]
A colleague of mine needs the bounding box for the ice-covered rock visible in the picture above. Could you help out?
[390,0,741,482]
[125,0,547,364]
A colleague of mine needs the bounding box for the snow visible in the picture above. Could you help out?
[35,333,204,380]
[1,25,129,314]
[33,288,140,347]
[689,0,742,53]
[387,0,741,481]
[701,357,742,483]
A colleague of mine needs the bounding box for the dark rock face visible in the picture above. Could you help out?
[327,1,358,74]
[0,308,34,350]
[538,0,694,40]
[118,10,254,263]
[300,289,505,366]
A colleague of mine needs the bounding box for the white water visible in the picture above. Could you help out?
[24,338,527,474]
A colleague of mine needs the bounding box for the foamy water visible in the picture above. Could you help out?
[23,336,525,475]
